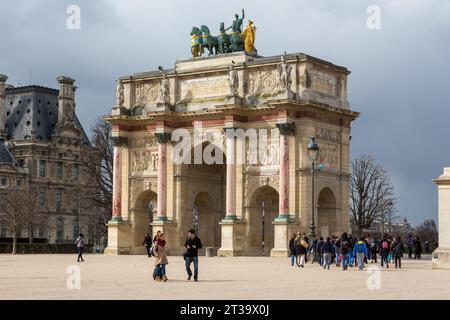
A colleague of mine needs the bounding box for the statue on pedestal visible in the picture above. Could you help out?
[228,63,239,96]
[115,80,124,107]
[159,73,170,105]
[241,20,257,53]
[277,53,292,91]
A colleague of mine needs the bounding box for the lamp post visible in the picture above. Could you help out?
[307,137,320,240]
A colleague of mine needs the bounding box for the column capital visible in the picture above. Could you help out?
[276,122,296,136]
[111,136,128,147]
[155,132,172,144]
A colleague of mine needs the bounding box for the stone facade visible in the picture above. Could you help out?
[433,168,450,268]
[0,75,97,243]
[105,51,359,256]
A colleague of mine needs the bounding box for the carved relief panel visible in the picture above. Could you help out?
[129,137,158,176]
[133,81,159,107]
[246,69,278,95]
[317,143,338,170]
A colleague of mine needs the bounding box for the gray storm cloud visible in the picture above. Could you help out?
[0,0,449,225]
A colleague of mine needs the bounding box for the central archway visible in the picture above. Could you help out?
[179,141,226,253]
[246,186,279,256]
[193,191,223,248]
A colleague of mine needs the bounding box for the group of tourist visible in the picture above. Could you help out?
[289,232,426,271]
[142,229,203,282]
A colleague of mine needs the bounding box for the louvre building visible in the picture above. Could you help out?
[0,74,99,244]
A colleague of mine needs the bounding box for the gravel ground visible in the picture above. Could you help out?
[0,254,448,300]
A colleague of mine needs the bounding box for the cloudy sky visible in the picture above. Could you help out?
[1,0,449,226]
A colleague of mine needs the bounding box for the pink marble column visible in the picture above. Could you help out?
[276,123,295,220]
[111,137,128,221]
[155,133,171,221]
[225,128,236,220]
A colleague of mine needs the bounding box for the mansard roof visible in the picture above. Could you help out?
[4,85,89,144]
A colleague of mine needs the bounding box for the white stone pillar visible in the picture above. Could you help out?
[225,128,237,220]
[275,123,295,220]
[271,122,296,257]
[111,137,128,221]
[433,167,450,268]
[155,132,171,221]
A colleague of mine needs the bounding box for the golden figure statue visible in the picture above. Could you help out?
[241,20,256,53]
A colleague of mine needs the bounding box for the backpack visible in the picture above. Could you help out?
[370,241,377,248]
[382,241,389,249]
[341,240,349,253]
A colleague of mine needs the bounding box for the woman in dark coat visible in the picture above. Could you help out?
[392,236,405,269]
[153,234,169,282]
[289,234,298,266]
[295,234,308,268]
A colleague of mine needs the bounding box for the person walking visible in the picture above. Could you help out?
[424,240,430,254]
[75,233,85,262]
[153,233,169,282]
[406,235,414,259]
[348,235,356,267]
[380,235,390,268]
[303,234,310,263]
[353,237,368,271]
[142,233,152,257]
[369,237,379,263]
[289,234,298,267]
[365,235,371,263]
[295,234,308,268]
[315,237,324,266]
[333,237,341,267]
[415,237,422,260]
[184,229,202,281]
[392,236,404,269]
[153,230,161,244]
[340,232,350,271]
[322,237,333,270]
[387,236,394,263]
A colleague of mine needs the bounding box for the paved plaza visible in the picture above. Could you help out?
[0,254,448,300]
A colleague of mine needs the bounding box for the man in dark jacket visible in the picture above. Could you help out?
[184,229,202,281]
[369,238,379,263]
[322,237,333,270]
[340,233,350,270]
[392,236,405,269]
[288,234,298,266]
[406,235,414,259]
[414,237,422,260]
[142,233,152,257]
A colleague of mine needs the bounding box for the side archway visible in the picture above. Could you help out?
[246,186,279,256]
[317,187,337,238]
[132,190,157,247]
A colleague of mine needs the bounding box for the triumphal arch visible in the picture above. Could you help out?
[104,16,358,256]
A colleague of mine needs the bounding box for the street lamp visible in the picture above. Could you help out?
[307,137,320,240]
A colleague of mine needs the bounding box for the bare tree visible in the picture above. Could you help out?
[0,187,35,254]
[22,184,41,243]
[80,117,113,240]
[349,155,396,237]
[415,219,438,246]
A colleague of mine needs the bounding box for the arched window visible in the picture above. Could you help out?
[56,217,64,242]
[73,218,79,240]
